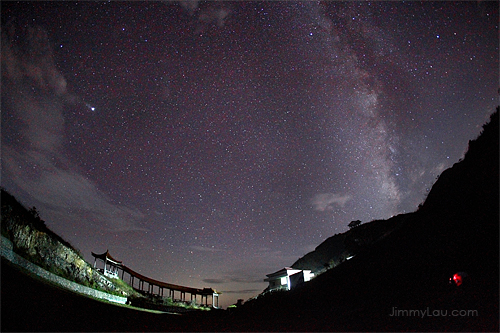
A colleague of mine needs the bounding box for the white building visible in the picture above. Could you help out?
[264,267,314,291]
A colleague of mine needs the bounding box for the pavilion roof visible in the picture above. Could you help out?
[91,250,122,265]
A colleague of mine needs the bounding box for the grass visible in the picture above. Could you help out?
[1,258,193,331]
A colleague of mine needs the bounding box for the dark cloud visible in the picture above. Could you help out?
[220,289,262,294]
[202,278,225,284]
[202,274,264,285]
[229,277,264,284]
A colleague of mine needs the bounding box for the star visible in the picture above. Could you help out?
[1,0,497,308]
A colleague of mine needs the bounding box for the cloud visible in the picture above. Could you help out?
[198,7,231,28]
[202,278,225,284]
[2,25,68,96]
[229,276,264,283]
[1,23,147,233]
[311,193,352,211]
[2,146,147,233]
[2,25,68,153]
[202,272,265,286]
[177,0,199,15]
[190,245,225,253]
[175,1,231,32]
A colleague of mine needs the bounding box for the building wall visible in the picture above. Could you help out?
[266,269,314,291]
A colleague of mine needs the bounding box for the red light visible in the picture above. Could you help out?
[453,273,463,286]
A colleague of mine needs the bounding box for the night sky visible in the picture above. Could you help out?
[1,1,498,308]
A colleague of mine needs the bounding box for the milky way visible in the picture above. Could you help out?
[1,1,497,307]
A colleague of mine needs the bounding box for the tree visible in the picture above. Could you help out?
[28,206,46,229]
[348,220,361,229]
[29,206,40,220]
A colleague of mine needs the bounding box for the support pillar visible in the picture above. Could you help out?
[213,293,219,308]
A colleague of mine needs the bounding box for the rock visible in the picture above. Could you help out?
[1,189,133,296]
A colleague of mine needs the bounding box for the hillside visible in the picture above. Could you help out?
[1,188,217,316]
[293,111,499,280]
[292,215,404,274]
[1,189,136,297]
[223,109,499,331]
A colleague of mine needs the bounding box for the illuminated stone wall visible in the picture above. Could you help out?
[1,236,127,304]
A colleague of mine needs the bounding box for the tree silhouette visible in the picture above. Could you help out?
[29,206,40,220]
[348,220,361,229]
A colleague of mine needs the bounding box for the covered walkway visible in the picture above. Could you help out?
[91,250,219,308]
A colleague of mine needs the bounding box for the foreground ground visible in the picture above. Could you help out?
[3,254,498,332]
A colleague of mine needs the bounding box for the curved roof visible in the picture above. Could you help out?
[91,250,122,265]
[122,265,217,295]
